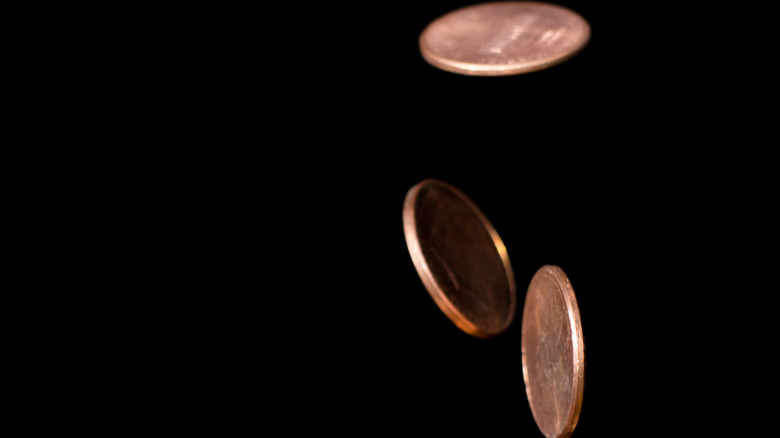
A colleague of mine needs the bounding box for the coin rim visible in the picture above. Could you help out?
[403,178,516,338]
[418,1,591,76]
[521,265,584,438]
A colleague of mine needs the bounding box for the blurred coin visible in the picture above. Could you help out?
[419,1,590,76]
[522,265,584,438]
[403,179,516,337]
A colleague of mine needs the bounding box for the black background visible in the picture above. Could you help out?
[17,1,776,433]
[156,1,777,435]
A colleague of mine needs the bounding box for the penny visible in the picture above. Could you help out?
[522,265,584,438]
[403,179,516,338]
[419,1,590,76]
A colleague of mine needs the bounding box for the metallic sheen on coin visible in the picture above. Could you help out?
[403,179,516,338]
[419,1,590,76]
[522,265,584,438]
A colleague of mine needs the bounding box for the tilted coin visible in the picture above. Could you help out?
[419,1,590,76]
[522,265,584,438]
[403,179,516,338]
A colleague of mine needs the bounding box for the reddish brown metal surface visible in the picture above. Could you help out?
[419,1,590,76]
[522,265,584,438]
[403,179,516,337]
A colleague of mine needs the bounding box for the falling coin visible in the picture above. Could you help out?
[419,1,590,76]
[403,179,516,338]
[522,265,584,438]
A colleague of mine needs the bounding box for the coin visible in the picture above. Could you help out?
[403,179,516,338]
[419,1,590,76]
[522,265,584,438]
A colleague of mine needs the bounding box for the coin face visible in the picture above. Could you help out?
[419,1,590,76]
[522,266,584,438]
[403,179,516,338]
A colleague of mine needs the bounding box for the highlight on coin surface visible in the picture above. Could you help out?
[521,265,584,438]
[419,1,590,76]
[402,179,516,338]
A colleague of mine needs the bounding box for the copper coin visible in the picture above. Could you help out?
[403,179,516,338]
[522,265,584,438]
[419,1,590,76]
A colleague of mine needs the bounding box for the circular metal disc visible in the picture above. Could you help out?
[403,179,516,338]
[419,1,590,76]
[522,265,584,438]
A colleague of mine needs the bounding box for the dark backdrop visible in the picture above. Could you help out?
[159,1,777,435]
